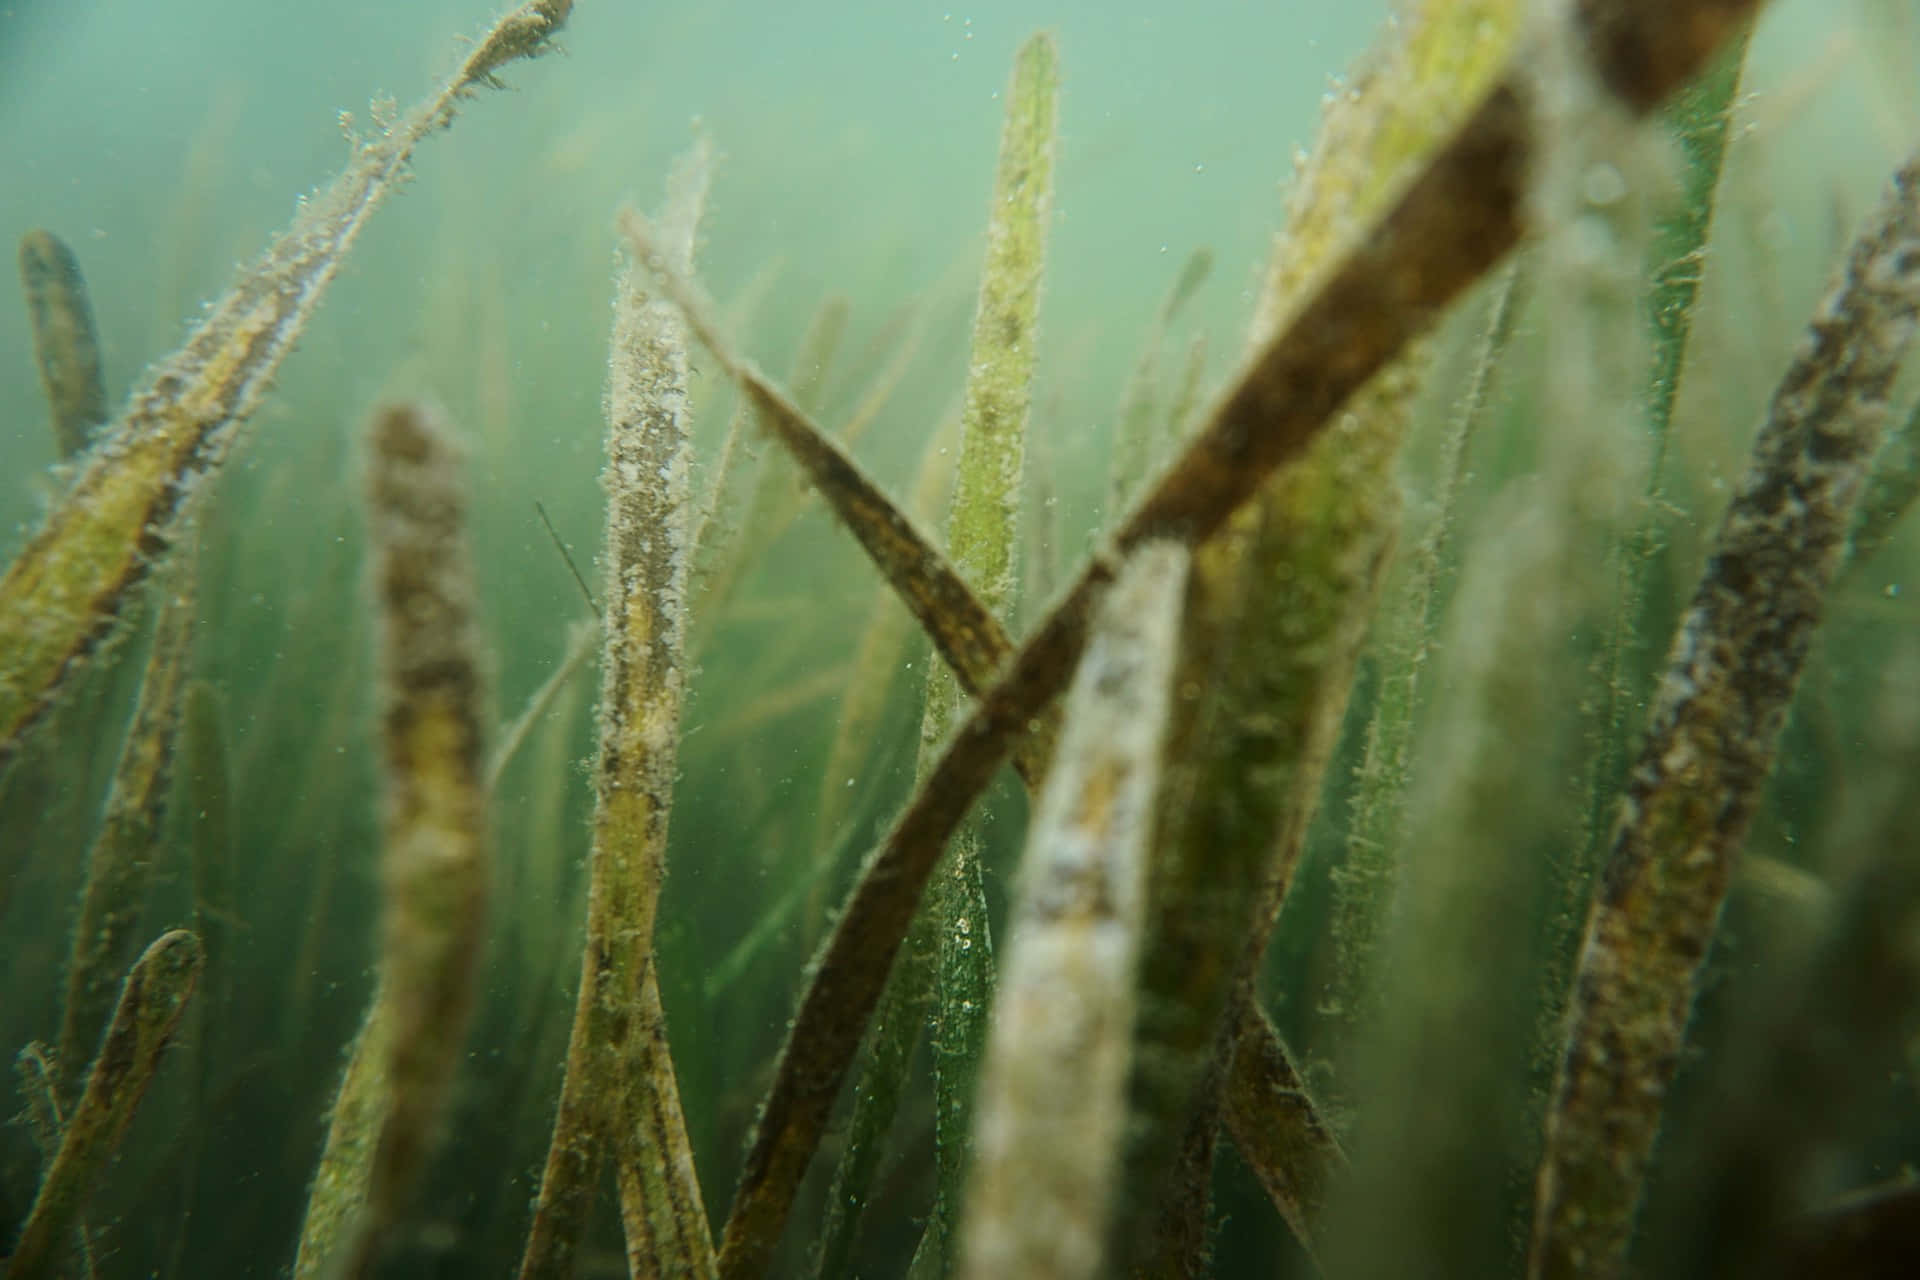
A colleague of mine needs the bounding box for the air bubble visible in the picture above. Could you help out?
[1582,162,1627,208]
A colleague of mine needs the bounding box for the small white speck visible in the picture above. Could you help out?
[1582,162,1627,208]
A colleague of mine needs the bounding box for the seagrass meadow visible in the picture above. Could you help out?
[6,0,1920,1276]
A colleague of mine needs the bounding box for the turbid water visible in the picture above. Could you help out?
[3,2,1919,1277]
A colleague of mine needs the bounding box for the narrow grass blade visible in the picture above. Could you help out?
[1641,29,1750,484]
[712,7,1763,1271]
[292,998,395,1280]
[181,680,236,1019]
[1164,330,1209,441]
[163,676,233,1280]
[501,656,591,1072]
[687,268,791,628]
[718,556,1103,1280]
[18,230,109,461]
[1329,254,1526,1031]
[0,0,572,771]
[918,830,992,1270]
[809,410,960,877]
[272,620,371,1058]
[334,401,493,1280]
[606,149,718,1278]
[1847,391,1920,569]
[1219,1001,1345,1256]
[790,299,851,413]
[940,27,1055,626]
[1107,248,1212,516]
[6,929,203,1280]
[812,34,1061,1271]
[705,840,852,1004]
[806,429,966,1280]
[143,90,244,354]
[806,921,930,1280]
[914,32,1059,1271]
[762,311,928,557]
[955,540,1187,1280]
[691,395,756,614]
[57,558,199,1090]
[487,619,599,793]
[701,662,854,747]
[1583,23,1751,879]
[521,144,715,1280]
[13,1044,65,1170]
[1529,147,1920,1280]
[1116,3,1510,1264]
[290,402,491,1280]
[619,212,1056,790]
[1330,6,1666,1262]
[533,500,602,621]
[696,296,851,630]
[615,967,715,1280]
[1120,358,1410,1268]
[692,297,926,649]
[10,1044,100,1279]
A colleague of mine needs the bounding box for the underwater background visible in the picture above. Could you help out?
[4,0,1920,1277]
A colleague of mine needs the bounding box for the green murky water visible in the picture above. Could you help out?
[3,2,1919,1276]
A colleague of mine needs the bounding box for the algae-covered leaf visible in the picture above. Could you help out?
[7,930,203,1280]
[297,400,494,1280]
[0,0,572,772]
[957,541,1186,1280]
[57,556,200,1089]
[1116,4,1518,1264]
[916,31,1058,1271]
[520,141,715,1280]
[711,7,1764,1274]
[1220,1000,1345,1255]
[18,229,109,461]
[1530,144,1920,1280]
[669,6,1765,1272]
